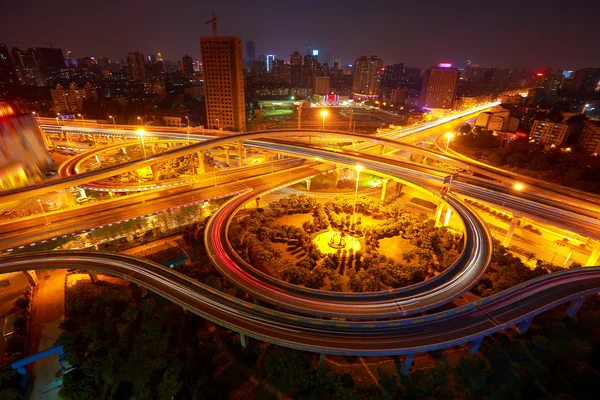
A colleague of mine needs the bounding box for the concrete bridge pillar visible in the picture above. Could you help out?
[335,165,341,186]
[24,271,39,286]
[255,197,261,209]
[150,164,159,182]
[468,337,484,354]
[237,142,244,167]
[225,148,230,165]
[380,180,389,204]
[197,151,206,174]
[517,318,532,334]
[585,241,600,266]
[443,207,452,227]
[400,354,413,376]
[95,155,101,166]
[565,296,586,319]
[395,181,403,197]
[502,216,520,248]
[121,147,127,155]
[88,272,99,283]
[306,179,311,191]
[240,332,248,350]
[319,353,326,366]
[435,204,445,227]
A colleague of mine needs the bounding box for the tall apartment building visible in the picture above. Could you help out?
[314,76,330,95]
[419,65,459,110]
[579,120,600,154]
[245,41,256,65]
[0,44,18,97]
[290,51,302,87]
[200,36,246,131]
[181,54,194,77]
[352,55,383,99]
[51,83,98,113]
[382,63,404,88]
[529,120,571,146]
[127,51,146,81]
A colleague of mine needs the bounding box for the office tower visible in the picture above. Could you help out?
[579,120,600,153]
[391,88,407,106]
[246,40,256,64]
[290,51,303,87]
[419,64,459,110]
[314,76,330,95]
[35,47,65,71]
[0,44,19,95]
[572,67,600,93]
[352,55,383,99]
[11,47,44,86]
[382,63,404,88]
[200,36,246,131]
[402,66,422,86]
[182,54,194,77]
[266,54,276,72]
[127,51,146,81]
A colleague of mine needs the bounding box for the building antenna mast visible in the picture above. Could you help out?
[205,11,218,36]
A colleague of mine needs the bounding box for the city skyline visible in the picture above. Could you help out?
[1,0,599,70]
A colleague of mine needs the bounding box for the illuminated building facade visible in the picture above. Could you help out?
[200,36,246,131]
[419,64,459,110]
[352,55,383,99]
[529,120,571,146]
[127,51,147,81]
[51,83,98,113]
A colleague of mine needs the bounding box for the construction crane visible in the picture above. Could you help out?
[205,11,218,36]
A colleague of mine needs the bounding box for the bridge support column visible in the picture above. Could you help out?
[225,148,230,165]
[400,354,413,376]
[379,144,386,156]
[443,208,452,227]
[237,142,244,167]
[435,204,445,227]
[468,337,484,354]
[255,197,260,209]
[240,333,248,350]
[395,181,403,197]
[380,180,389,205]
[335,165,341,186]
[150,164,159,182]
[565,296,586,319]
[24,271,39,286]
[585,241,600,266]
[88,272,99,284]
[197,152,206,174]
[319,353,326,366]
[517,318,532,334]
[502,216,520,248]
[306,179,311,191]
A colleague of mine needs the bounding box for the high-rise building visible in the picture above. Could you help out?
[419,64,459,110]
[11,47,44,86]
[246,41,256,64]
[200,36,246,131]
[390,88,407,106]
[0,44,18,96]
[352,55,383,99]
[290,51,303,87]
[382,63,404,88]
[182,54,194,77]
[579,120,600,153]
[35,47,65,71]
[529,120,572,146]
[51,83,98,113]
[314,76,330,95]
[266,54,276,72]
[127,51,146,81]
[572,67,600,93]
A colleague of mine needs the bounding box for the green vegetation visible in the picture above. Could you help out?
[454,132,600,194]
[229,194,462,292]
[56,282,229,400]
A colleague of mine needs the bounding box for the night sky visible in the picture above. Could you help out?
[2,0,599,69]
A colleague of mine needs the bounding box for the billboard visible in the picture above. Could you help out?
[312,49,319,57]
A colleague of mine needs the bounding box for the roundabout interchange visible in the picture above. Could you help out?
[1,114,600,374]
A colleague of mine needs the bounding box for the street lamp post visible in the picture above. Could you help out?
[137,116,145,127]
[77,113,85,125]
[320,110,328,131]
[109,115,116,127]
[137,129,147,158]
[185,116,191,144]
[351,165,364,228]
[445,132,454,152]
[37,199,49,224]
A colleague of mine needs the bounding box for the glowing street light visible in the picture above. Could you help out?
[109,115,116,127]
[137,116,145,126]
[351,165,364,228]
[445,132,454,152]
[137,129,147,158]
[185,116,191,144]
[583,104,590,115]
[77,113,85,124]
[514,183,524,191]
[320,110,328,130]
